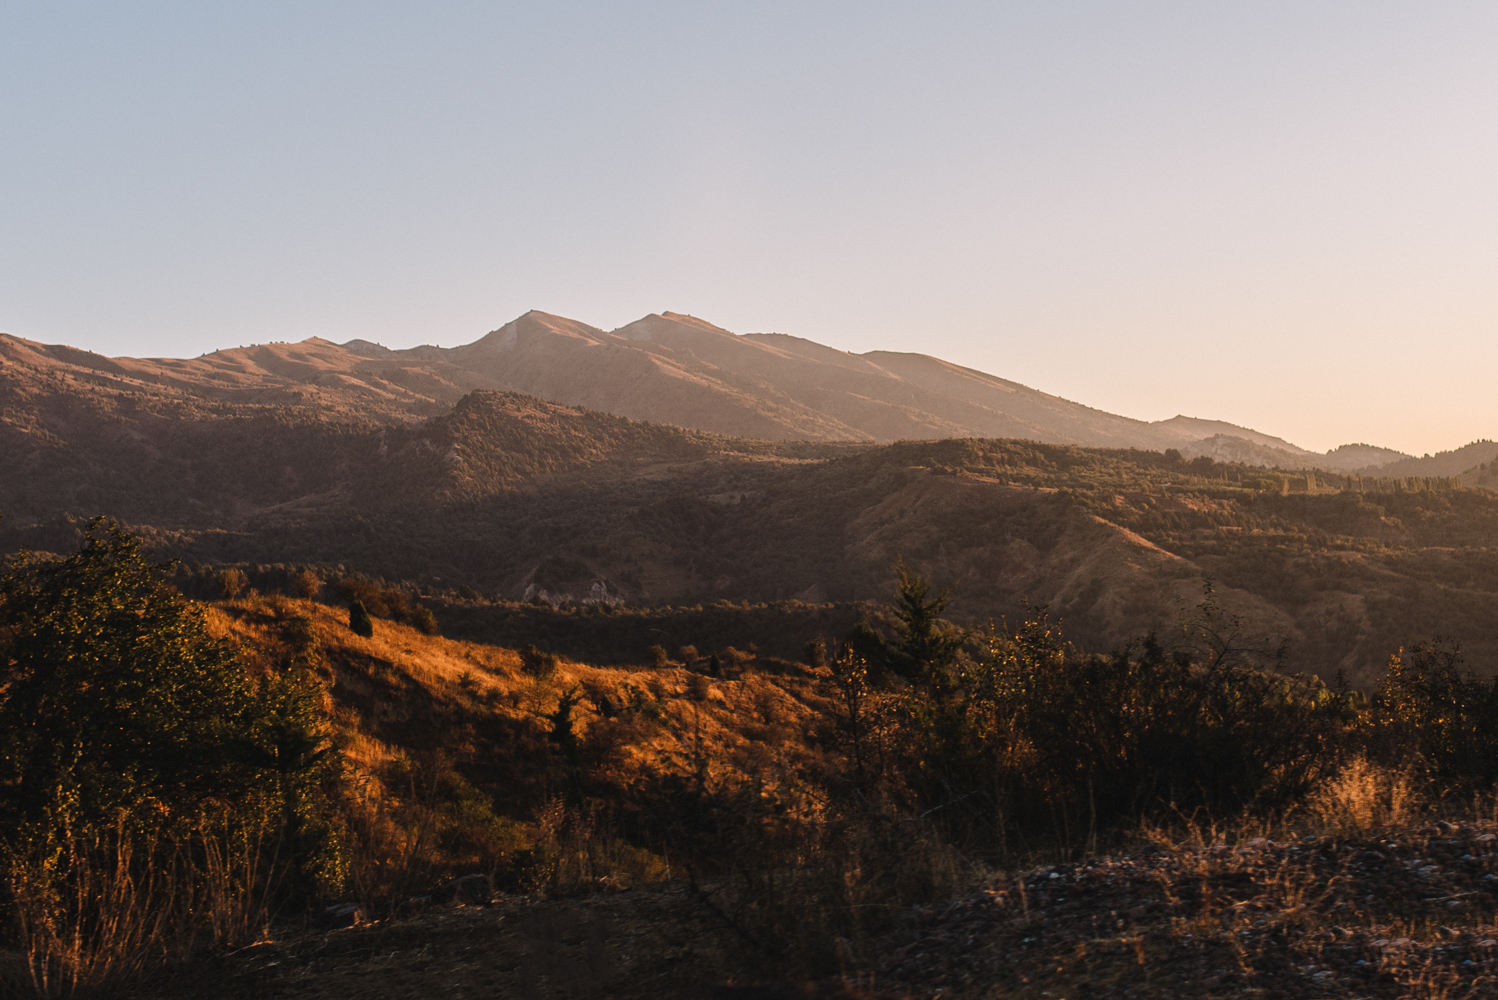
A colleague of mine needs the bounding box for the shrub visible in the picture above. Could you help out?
[1365,639,1498,794]
[409,603,440,636]
[334,576,437,634]
[686,673,712,701]
[879,578,1347,852]
[1307,756,1421,835]
[290,568,322,599]
[215,567,247,598]
[520,644,559,679]
[0,519,340,994]
[647,644,670,668]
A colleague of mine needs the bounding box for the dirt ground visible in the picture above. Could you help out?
[125,884,744,1000]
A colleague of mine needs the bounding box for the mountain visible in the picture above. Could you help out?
[1364,440,1498,478]
[7,309,1471,470]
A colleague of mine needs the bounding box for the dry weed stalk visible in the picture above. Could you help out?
[3,818,176,998]
[2,803,294,999]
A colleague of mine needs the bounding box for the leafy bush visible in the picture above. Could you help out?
[335,576,439,635]
[290,568,322,599]
[846,575,1350,854]
[0,520,340,995]
[1364,639,1498,794]
[519,644,558,678]
[215,567,247,598]
[936,617,1343,850]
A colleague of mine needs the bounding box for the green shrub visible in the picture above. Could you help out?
[520,644,558,678]
[1365,639,1498,794]
[0,519,341,993]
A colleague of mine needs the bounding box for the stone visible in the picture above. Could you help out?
[431,873,492,905]
[317,903,363,928]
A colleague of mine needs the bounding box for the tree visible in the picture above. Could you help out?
[845,561,967,692]
[0,518,335,834]
[886,560,967,687]
[216,567,248,598]
[520,643,557,678]
[0,520,343,991]
[348,599,374,638]
[290,568,322,599]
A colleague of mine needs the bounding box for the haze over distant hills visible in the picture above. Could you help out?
[0,309,1491,475]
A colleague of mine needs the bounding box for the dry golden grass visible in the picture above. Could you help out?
[1309,755,1423,836]
[200,595,837,892]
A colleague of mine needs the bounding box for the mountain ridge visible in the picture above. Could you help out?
[3,309,1491,476]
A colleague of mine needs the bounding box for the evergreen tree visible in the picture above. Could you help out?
[852,560,970,689]
[348,598,374,638]
[888,560,967,685]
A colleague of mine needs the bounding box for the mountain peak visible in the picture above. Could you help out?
[612,312,736,343]
[468,311,608,353]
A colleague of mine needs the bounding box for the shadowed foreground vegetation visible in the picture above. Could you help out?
[6,523,1498,998]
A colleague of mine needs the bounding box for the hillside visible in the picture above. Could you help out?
[4,386,1498,685]
[9,522,1498,1000]
[9,309,1482,471]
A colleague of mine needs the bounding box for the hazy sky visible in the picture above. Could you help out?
[2,3,1494,456]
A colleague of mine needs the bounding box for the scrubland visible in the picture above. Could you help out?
[7,525,1498,999]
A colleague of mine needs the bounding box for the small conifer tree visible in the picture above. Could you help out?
[348,599,374,638]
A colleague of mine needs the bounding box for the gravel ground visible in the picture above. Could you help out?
[873,820,1498,999]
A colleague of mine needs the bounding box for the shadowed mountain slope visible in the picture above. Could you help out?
[4,380,1497,685]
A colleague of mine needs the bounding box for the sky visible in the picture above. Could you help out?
[2,2,1495,457]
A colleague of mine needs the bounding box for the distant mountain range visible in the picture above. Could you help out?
[0,309,1492,476]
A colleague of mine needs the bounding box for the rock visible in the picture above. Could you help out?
[431,873,492,905]
[398,894,433,916]
[317,903,363,928]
